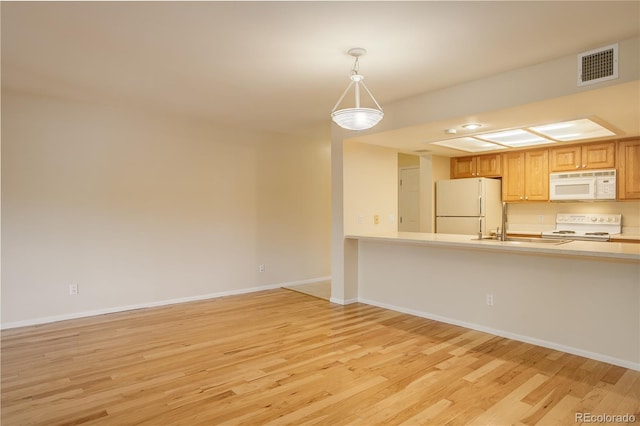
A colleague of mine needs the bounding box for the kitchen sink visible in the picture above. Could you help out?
[473,236,570,245]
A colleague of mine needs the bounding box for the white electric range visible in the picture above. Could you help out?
[541,213,621,242]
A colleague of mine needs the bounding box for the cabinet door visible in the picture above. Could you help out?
[502,152,524,201]
[549,145,581,171]
[524,149,549,201]
[476,154,502,177]
[582,142,615,169]
[450,157,476,179]
[618,140,640,199]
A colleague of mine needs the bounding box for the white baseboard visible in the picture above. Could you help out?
[329,297,359,305]
[282,276,332,287]
[359,297,640,372]
[1,276,331,330]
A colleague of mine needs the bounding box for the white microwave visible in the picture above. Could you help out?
[549,169,616,201]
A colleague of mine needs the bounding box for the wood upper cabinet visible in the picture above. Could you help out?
[617,139,640,200]
[450,156,475,178]
[549,142,615,172]
[502,152,524,201]
[477,154,501,177]
[502,149,549,202]
[450,154,501,179]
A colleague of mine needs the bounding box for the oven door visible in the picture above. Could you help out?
[549,177,596,200]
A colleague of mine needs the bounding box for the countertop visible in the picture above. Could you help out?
[612,235,640,242]
[345,232,640,262]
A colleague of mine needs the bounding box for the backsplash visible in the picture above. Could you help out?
[507,201,640,237]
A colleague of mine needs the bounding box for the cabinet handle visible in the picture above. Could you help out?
[520,196,524,200]
[582,164,586,168]
[525,196,529,200]
[575,165,580,169]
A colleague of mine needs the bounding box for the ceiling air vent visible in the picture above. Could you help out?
[577,43,618,86]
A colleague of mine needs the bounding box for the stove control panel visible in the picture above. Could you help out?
[556,214,621,225]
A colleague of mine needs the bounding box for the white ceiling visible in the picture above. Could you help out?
[2,1,639,144]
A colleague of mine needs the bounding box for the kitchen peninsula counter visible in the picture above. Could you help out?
[345,232,640,262]
[339,232,640,370]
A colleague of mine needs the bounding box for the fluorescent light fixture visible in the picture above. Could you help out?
[529,118,615,141]
[531,122,573,131]
[475,129,554,147]
[430,137,507,153]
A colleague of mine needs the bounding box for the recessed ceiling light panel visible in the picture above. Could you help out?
[475,129,553,147]
[529,118,615,141]
[430,137,507,153]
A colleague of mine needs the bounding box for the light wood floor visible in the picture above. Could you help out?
[2,289,639,425]
[283,280,331,301]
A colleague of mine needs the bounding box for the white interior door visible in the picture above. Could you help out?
[398,167,420,232]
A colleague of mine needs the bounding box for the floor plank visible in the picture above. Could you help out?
[283,281,331,301]
[2,289,638,425]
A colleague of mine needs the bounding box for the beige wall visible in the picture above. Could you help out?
[1,91,331,326]
[343,141,398,235]
[419,155,450,232]
[397,153,419,168]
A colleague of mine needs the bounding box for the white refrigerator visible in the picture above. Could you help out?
[436,178,502,235]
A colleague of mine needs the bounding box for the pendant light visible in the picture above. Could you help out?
[331,48,384,131]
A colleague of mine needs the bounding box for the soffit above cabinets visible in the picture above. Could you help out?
[346,81,639,158]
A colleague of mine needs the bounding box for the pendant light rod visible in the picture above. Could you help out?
[331,80,355,112]
[358,80,383,111]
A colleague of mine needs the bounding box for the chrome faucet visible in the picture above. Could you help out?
[500,202,508,241]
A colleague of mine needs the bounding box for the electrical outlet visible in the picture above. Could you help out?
[374,214,380,225]
[69,284,79,295]
[486,294,494,306]
[538,215,544,223]
[259,264,265,273]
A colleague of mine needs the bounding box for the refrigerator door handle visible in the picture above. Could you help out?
[478,180,483,216]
